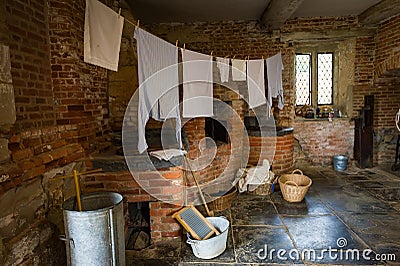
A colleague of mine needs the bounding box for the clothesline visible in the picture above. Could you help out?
[117,8,279,61]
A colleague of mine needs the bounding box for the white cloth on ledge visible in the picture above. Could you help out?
[149,149,187,161]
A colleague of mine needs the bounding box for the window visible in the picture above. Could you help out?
[295,52,334,106]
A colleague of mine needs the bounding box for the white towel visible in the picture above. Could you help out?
[181,49,213,118]
[266,53,284,109]
[216,57,230,83]
[135,27,181,153]
[150,149,187,161]
[84,0,124,71]
[247,59,266,108]
[231,59,246,81]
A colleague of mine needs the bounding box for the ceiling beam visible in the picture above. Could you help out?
[260,0,305,31]
[281,27,377,42]
[359,0,400,25]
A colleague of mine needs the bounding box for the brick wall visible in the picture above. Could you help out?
[0,0,113,264]
[293,119,355,165]
[248,133,294,174]
[48,0,110,153]
[352,15,400,165]
[6,0,55,130]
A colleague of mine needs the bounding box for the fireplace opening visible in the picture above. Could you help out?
[126,202,151,250]
[205,117,229,146]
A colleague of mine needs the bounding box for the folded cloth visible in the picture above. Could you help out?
[181,49,213,118]
[149,149,187,161]
[266,53,284,109]
[84,0,124,71]
[231,59,246,81]
[135,27,181,153]
[216,57,230,83]
[247,59,266,108]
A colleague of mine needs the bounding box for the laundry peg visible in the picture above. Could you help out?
[176,40,179,47]
[137,20,140,28]
[118,8,121,18]
[210,50,213,56]
[183,43,186,50]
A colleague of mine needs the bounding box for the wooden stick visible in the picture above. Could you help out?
[73,170,82,212]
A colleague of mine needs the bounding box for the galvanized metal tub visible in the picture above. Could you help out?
[62,192,125,266]
[186,216,230,259]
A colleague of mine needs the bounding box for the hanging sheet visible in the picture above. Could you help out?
[181,49,214,118]
[135,27,181,153]
[84,0,124,71]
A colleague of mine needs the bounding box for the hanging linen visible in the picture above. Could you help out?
[135,27,181,153]
[181,49,213,118]
[216,57,230,83]
[84,0,124,71]
[247,59,266,109]
[266,53,284,109]
[231,59,247,81]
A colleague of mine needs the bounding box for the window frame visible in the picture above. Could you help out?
[295,50,335,107]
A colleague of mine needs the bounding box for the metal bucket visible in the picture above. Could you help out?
[186,217,229,259]
[333,155,348,172]
[62,192,125,266]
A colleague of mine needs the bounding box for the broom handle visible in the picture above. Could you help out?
[184,155,213,217]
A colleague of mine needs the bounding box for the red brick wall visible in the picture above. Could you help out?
[375,15,400,68]
[293,119,355,165]
[6,0,55,130]
[248,133,294,174]
[48,0,110,152]
[0,0,113,264]
[352,15,400,165]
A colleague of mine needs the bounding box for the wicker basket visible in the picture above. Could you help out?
[278,169,312,202]
[208,187,237,212]
[247,171,276,195]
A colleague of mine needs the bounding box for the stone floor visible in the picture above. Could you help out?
[126,164,400,265]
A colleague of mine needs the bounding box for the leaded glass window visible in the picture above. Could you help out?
[295,54,311,106]
[317,53,333,105]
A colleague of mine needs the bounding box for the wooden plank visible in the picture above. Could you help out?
[359,0,400,25]
[280,27,377,42]
[260,0,305,31]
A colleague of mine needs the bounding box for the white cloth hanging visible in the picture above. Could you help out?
[216,57,230,83]
[266,53,284,109]
[247,59,266,108]
[135,27,181,153]
[231,59,247,81]
[181,49,213,118]
[84,0,124,71]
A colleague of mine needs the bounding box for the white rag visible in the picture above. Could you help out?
[247,59,266,108]
[216,57,230,83]
[231,59,246,81]
[84,0,124,71]
[135,27,181,153]
[266,53,284,110]
[181,49,213,118]
[149,149,187,161]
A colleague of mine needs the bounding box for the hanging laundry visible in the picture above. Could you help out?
[266,53,284,110]
[84,0,124,71]
[231,59,247,81]
[216,57,230,83]
[181,49,213,118]
[135,27,181,153]
[247,59,266,108]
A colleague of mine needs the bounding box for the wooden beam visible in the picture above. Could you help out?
[260,0,305,31]
[359,0,400,25]
[280,27,377,42]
